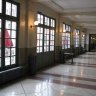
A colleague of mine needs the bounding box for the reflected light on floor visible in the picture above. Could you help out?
[60,90,64,96]
[73,78,77,83]
[80,68,84,77]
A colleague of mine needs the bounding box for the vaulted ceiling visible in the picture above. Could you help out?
[32,0,96,30]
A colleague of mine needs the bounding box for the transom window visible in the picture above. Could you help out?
[74,29,80,47]
[36,12,55,53]
[37,13,43,24]
[62,23,71,49]
[0,0,19,70]
[6,2,17,17]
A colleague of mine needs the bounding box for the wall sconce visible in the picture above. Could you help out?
[82,34,85,37]
[30,21,39,28]
[76,32,79,36]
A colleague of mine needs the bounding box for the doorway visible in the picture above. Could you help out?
[89,34,96,52]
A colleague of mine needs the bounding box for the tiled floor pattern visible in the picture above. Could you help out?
[0,52,96,96]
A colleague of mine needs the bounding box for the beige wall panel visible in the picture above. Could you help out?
[14,0,27,48]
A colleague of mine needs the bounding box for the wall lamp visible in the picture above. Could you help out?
[82,34,85,37]
[76,32,79,36]
[30,21,39,28]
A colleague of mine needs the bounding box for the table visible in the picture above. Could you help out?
[64,53,74,64]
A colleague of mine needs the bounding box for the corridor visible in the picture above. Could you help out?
[0,52,96,96]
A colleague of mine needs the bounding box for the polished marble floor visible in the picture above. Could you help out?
[0,52,96,96]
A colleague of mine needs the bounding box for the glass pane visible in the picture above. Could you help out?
[47,18,49,26]
[11,56,15,64]
[5,48,10,56]
[50,35,52,40]
[41,28,43,33]
[11,39,16,47]
[51,19,52,27]
[0,0,2,13]
[62,46,64,49]
[50,31,52,35]
[11,48,16,55]
[37,40,39,46]
[45,17,47,25]
[68,34,70,37]
[40,34,43,39]
[5,30,11,38]
[53,20,55,27]
[50,46,54,51]
[37,47,39,53]
[68,37,70,40]
[41,15,43,24]
[44,47,47,52]
[46,46,49,51]
[65,45,67,49]
[47,29,49,34]
[44,40,47,45]
[6,2,11,15]
[37,14,40,23]
[5,57,10,66]
[52,31,54,35]
[68,45,70,48]
[50,41,53,45]
[11,30,16,38]
[52,41,54,45]
[12,4,17,17]
[40,47,42,52]
[12,22,16,30]
[5,39,13,47]
[47,35,49,40]
[40,40,42,46]
[68,41,70,44]
[66,25,69,31]
[44,35,47,41]
[6,20,11,29]
[46,41,48,45]
[53,36,54,40]
[37,34,39,39]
